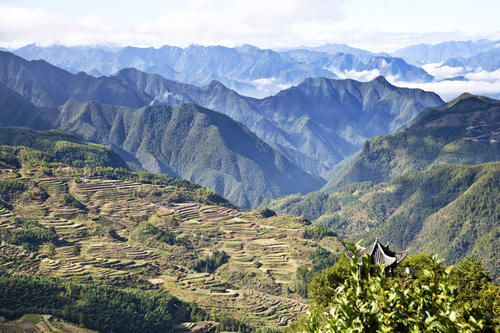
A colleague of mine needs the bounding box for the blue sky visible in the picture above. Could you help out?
[0,0,499,51]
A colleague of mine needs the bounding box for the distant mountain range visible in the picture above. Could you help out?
[113,68,443,177]
[7,40,500,96]
[0,51,443,181]
[0,51,147,108]
[392,39,500,65]
[283,50,432,82]
[293,43,390,62]
[11,43,434,98]
[441,47,500,72]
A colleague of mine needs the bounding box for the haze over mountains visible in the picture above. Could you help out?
[10,43,434,98]
[9,40,500,102]
[392,40,500,66]
[0,50,443,181]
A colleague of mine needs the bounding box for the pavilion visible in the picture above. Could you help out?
[346,238,408,277]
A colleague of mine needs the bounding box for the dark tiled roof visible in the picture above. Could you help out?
[346,238,408,267]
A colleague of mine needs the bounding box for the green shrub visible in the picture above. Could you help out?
[60,194,86,210]
[192,251,230,273]
[303,225,336,240]
[259,207,277,218]
[0,217,59,251]
[301,243,490,332]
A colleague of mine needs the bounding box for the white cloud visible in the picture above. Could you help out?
[0,1,345,49]
[333,68,382,81]
[326,63,500,101]
[253,77,277,88]
[250,77,292,98]
[465,68,500,82]
[421,63,465,81]
[386,75,500,101]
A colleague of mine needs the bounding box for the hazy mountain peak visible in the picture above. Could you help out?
[392,39,500,65]
[371,75,391,84]
[236,44,261,52]
[204,80,227,89]
[442,92,495,109]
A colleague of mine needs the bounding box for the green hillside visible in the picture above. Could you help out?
[324,94,500,191]
[0,83,60,130]
[0,127,127,169]
[270,162,500,281]
[58,100,324,208]
[0,143,344,329]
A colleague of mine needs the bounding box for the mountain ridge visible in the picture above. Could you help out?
[0,79,323,208]
[392,39,500,65]
[110,68,444,177]
[12,43,435,98]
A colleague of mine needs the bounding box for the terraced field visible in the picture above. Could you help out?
[0,166,343,328]
[0,313,96,333]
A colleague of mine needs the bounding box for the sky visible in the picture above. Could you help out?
[0,0,499,51]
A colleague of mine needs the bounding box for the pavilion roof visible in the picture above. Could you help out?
[346,238,408,267]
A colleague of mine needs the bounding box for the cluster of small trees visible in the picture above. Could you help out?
[295,248,337,298]
[303,225,337,240]
[192,250,230,273]
[131,222,176,246]
[0,217,59,251]
[0,179,26,201]
[60,193,86,210]
[0,271,197,332]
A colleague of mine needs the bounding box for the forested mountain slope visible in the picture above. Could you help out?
[324,94,500,191]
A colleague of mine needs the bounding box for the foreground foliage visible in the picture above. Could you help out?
[295,244,498,332]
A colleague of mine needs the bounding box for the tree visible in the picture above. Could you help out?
[47,243,56,258]
[72,244,81,256]
[308,253,350,309]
